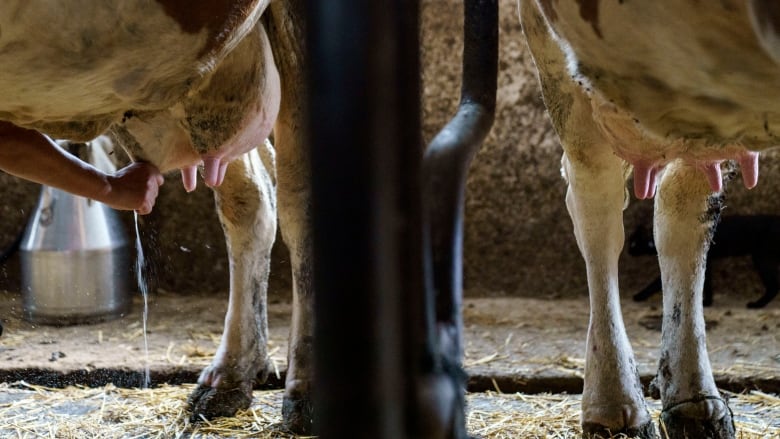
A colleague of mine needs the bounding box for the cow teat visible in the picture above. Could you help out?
[737,151,759,189]
[632,162,660,200]
[181,165,198,192]
[631,150,759,199]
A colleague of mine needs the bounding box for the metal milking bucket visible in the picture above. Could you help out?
[20,138,132,325]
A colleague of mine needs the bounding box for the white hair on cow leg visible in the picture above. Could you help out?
[561,145,653,436]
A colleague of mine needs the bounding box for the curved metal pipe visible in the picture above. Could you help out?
[416,1,497,437]
[422,0,498,359]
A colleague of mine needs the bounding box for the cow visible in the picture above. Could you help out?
[0,0,315,433]
[519,1,779,438]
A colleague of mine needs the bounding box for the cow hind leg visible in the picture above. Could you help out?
[188,142,278,421]
[262,2,316,433]
[275,156,315,434]
[654,161,735,439]
[562,147,654,439]
[521,2,654,433]
[275,124,315,435]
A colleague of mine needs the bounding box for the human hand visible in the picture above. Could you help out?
[104,162,164,214]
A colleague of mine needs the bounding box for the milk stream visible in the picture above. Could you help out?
[134,211,151,389]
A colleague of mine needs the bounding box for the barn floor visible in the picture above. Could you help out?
[0,383,778,438]
[0,290,778,437]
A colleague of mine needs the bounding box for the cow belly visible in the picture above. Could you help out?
[0,2,202,123]
[112,21,280,175]
[0,0,267,130]
[543,0,780,148]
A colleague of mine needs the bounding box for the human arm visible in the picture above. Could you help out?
[0,121,163,214]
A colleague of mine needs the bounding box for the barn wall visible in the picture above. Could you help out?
[434,0,780,302]
[0,0,778,304]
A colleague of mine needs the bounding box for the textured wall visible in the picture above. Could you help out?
[1,1,779,305]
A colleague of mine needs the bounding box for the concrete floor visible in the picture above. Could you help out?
[0,290,777,395]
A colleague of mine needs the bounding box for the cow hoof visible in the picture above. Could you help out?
[582,420,656,439]
[582,401,655,439]
[187,382,253,422]
[282,395,315,435]
[187,354,273,422]
[660,397,735,439]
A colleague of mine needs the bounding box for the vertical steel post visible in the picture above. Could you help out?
[305,1,421,437]
[305,0,496,436]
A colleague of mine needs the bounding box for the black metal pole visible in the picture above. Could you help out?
[423,0,498,363]
[305,1,421,438]
[418,1,498,437]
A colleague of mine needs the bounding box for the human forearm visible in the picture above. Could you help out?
[0,121,112,200]
[0,121,164,213]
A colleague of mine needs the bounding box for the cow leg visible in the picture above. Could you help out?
[261,2,316,433]
[561,147,655,439]
[187,144,277,421]
[275,131,314,434]
[520,3,653,436]
[654,161,735,439]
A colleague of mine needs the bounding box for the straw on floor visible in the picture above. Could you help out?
[0,382,778,438]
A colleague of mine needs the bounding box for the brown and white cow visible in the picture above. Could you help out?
[0,0,315,433]
[520,1,780,438]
